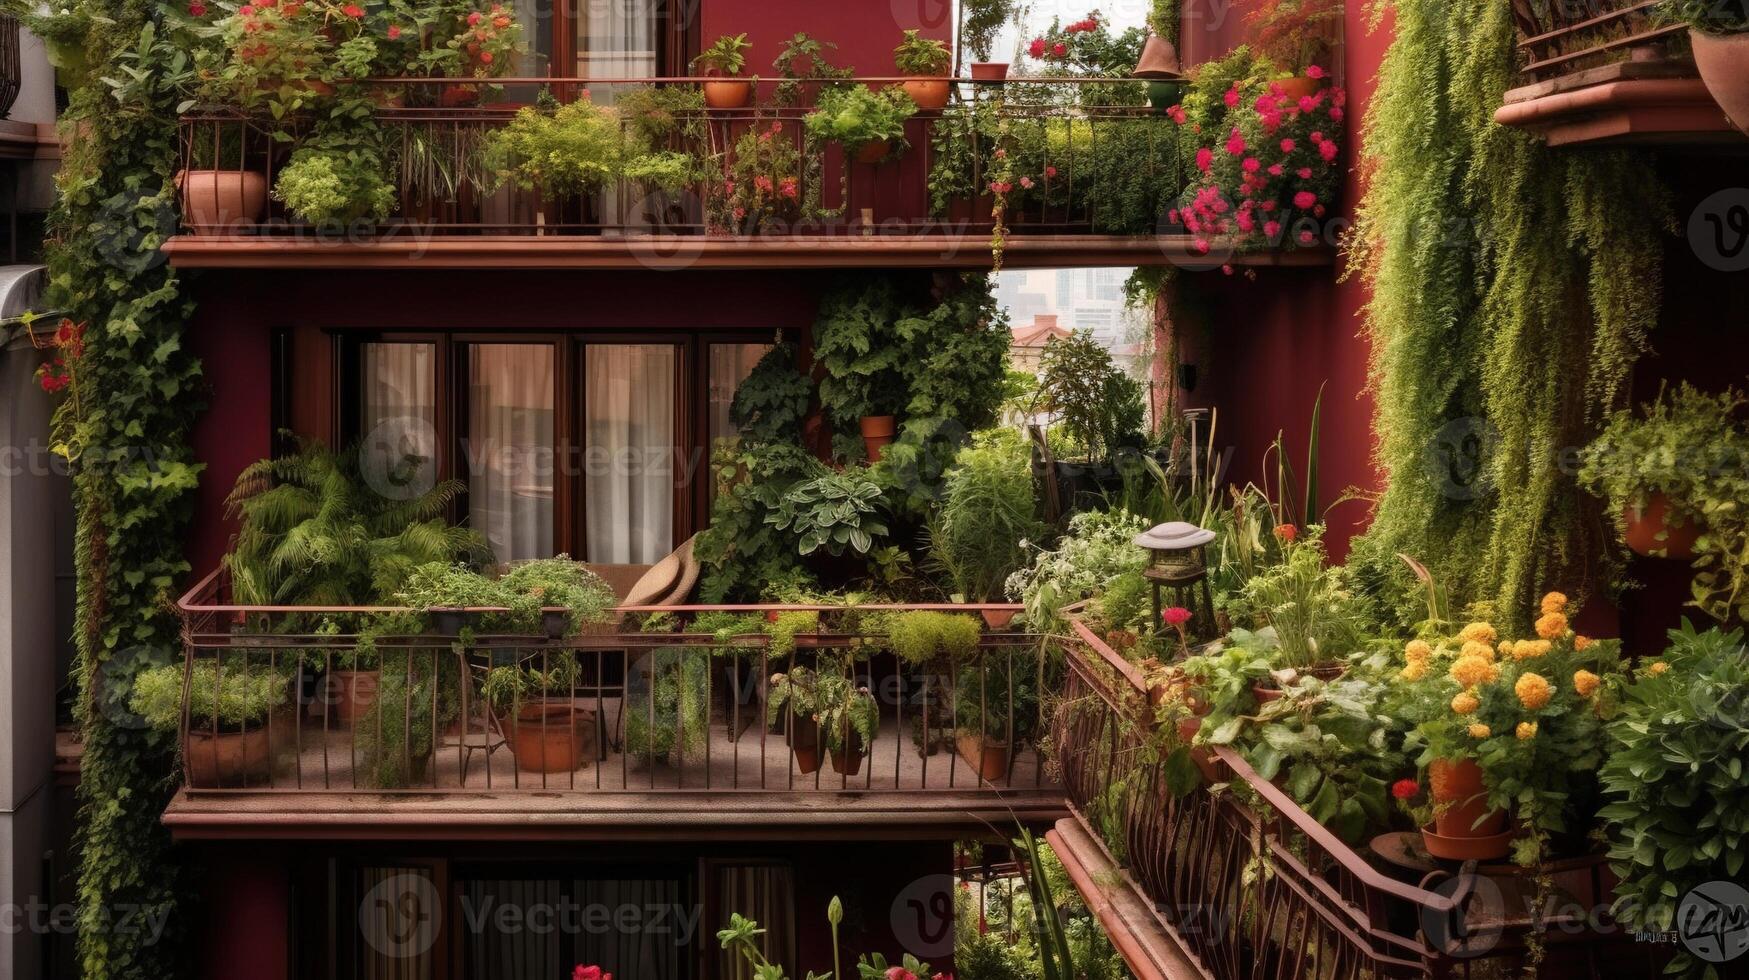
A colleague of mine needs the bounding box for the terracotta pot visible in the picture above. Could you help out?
[1252,684,1284,704]
[980,608,1017,630]
[504,706,597,773]
[1623,491,1703,560]
[177,170,269,234]
[854,139,893,165]
[1690,29,1749,134]
[438,85,480,107]
[860,414,897,461]
[184,727,273,787]
[1421,822,1515,861]
[1429,758,1507,842]
[1178,716,1224,784]
[702,77,754,109]
[902,77,951,110]
[957,731,1011,782]
[1274,75,1322,99]
[829,734,867,776]
[969,62,1009,82]
[324,668,380,725]
[788,715,822,774]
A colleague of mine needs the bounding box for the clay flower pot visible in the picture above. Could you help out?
[859,414,897,461]
[1690,29,1749,134]
[1424,758,1510,860]
[504,703,596,773]
[854,139,893,165]
[184,727,273,787]
[1623,491,1703,560]
[829,733,867,776]
[969,62,1008,82]
[702,76,754,109]
[902,77,951,110]
[956,731,1011,782]
[980,608,1017,630]
[1274,75,1323,99]
[177,170,269,234]
[788,715,822,774]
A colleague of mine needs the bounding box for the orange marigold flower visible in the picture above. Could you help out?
[1451,691,1480,715]
[1573,669,1600,698]
[1498,639,1515,658]
[1405,639,1432,664]
[1540,592,1568,615]
[1450,655,1498,688]
[1516,721,1538,740]
[1399,662,1428,682]
[1573,634,1593,652]
[1648,661,1670,676]
[1458,622,1497,646]
[1462,640,1496,663]
[1535,611,1568,640]
[1515,672,1552,710]
[1468,723,1491,739]
[1513,639,1551,660]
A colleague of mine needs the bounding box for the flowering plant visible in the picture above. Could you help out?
[1243,0,1342,74]
[1386,592,1624,862]
[218,0,350,112]
[31,318,87,461]
[715,120,803,234]
[447,3,519,78]
[572,965,612,980]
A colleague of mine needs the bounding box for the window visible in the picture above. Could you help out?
[584,344,676,565]
[359,342,439,500]
[467,344,556,564]
[707,343,771,448]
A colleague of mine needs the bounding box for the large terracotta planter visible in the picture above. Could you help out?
[860,415,897,461]
[1623,492,1703,560]
[969,62,1008,82]
[504,703,597,773]
[185,727,273,787]
[902,77,951,110]
[702,77,754,109]
[956,731,1010,782]
[788,715,822,774]
[324,668,380,725]
[177,170,269,234]
[1426,758,1510,859]
[1691,29,1749,134]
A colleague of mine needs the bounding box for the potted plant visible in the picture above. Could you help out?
[768,665,825,773]
[814,668,879,776]
[766,470,890,560]
[624,643,711,768]
[1243,0,1341,97]
[177,125,270,234]
[1658,0,1749,133]
[952,654,1036,782]
[927,430,1044,627]
[133,660,290,787]
[481,656,596,773]
[770,32,855,107]
[803,85,918,165]
[1235,527,1369,699]
[894,29,953,110]
[888,611,983,754]
[962,0,1017,80]
[693,33,754,109]
[485,98,624,231]
[273,134,399,231]
[1136,0,1186,111]
[1580,385,1748,618]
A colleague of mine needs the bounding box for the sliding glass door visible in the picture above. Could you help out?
[467,343,556,564]
[584,344,676,565]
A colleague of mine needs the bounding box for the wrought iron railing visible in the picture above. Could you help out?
[172,567,1051,795]
[1512,0,1689,83]
[1052,622,1659,979]
[173,76,1189,239]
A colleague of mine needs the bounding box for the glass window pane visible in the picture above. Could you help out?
[468,344,555,563]
[708,343,773,447]
[359,342,438,501]
[585,344,675,564]
[575,0,658,80]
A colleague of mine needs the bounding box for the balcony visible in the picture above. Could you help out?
[161,568,1066,839]
[1495,0,1743,146]
[162,78,1335,271]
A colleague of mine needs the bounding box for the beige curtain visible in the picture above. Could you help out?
[360,342,438,500]
[585,344,675,564]
[467,344,556,563]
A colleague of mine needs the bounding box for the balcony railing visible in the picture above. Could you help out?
[1049,623,1660,980]
[173,77,1193,243]
[172,568,1051,796]
[1512,0,1686,83]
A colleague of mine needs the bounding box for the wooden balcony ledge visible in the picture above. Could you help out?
[1496,61,1746,147]
[159,233,1336,272]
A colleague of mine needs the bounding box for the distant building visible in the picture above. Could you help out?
[1009,313,1074,373]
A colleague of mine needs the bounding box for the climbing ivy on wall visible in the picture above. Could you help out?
[1346,0,1668,631]
[26,1,206,975]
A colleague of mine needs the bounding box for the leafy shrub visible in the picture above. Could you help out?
[487,99,622,199]
[729,343,811,444]
[132,661,288,732]
[888,611,983,666]
[624,646,710,763]
[803,85,917,154]
[894,29,952,75]
[1007,509,1151,627]
[1655,0,1749,32]
[273,144,396,226]
[767,469,890,557]
[929,431,1042,602]
[1036,330,1146,460]
[695,442,822,602]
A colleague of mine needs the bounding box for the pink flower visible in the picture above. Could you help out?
[1044,165,1057,178]
[733,206,747,219]
[1319,140,1339,162]
[1267,163,1283,176]
[188,1,207,14]
[342,2,363,13]
[1168,208,1179,224]
[1263,220,1281,237]
[1279,138,1296,153]
[479,50,493,63]
[1163,606,1192,626]
[993,147,1007,159]
[770,121,784,133]
[1194,147,1213,172]
[1294,191,1317,209]
[1223,86,1240,108]
[1225,129,1246,155]
[886,969,918,980]
[1192,238,1209,254]
[1166,104,1186,124]
[1306,65,1326,79]
[574,967,611,980]
[467,10,482,24]
[723,179,735,194]
[1019,176,1034,189]
[1221,264,1234,275]
[1241,157,1260,173]
[1298,96,1316,112]
[1310,131,1324,142]
[754,175,773,192]
[1298,229,1316,245]
[386,23,401,37]
[1314,204,1326,217]
[780,177,799,199]
[1329,107,1344,122]
[1297,167,1313,179]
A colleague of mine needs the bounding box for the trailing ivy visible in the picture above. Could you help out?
[1346,0,1668,632]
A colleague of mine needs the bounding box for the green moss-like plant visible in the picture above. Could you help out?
[131,660,289,732]
[273,142,397,226]
[888,611,983,666]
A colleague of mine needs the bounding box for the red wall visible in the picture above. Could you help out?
[700,0,953,81]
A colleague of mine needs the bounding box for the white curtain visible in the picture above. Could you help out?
[467,345,555,563]
[360,343,438,500]
[585,344,674,564]
[708,343,773,448]
[576,0,657,81]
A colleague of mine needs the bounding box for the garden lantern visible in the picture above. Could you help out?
[1133,521,1217,645]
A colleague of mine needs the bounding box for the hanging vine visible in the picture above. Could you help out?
[1344,0,1669,632]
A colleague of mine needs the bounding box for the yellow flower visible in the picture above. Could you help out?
[1517,721,1538,740]
[1450,655,1499,688]
[1573,634,1593,652]
[1515,672,1552,710]
[1536,611,1568,640]
[1573,669,1600,698]
[1468,723,1491,739]
[1458,622,1498,646]
[1451,691,1480,714]
[1648,661,1670,676]
[1513,639,1552,660]
[1461,640,1497,663]
[1540,592,1568,615]
[1405,639,1432,664]
[1498,639,1516,658]
[1399,663,1427,682]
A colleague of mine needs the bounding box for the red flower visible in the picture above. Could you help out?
[342,3,363,16]
[1166,104,1186,124]
[1279,138,1295,153]
[1298,229,1316,245]
[478,49,493,63]
[1223,85,1240,108]
[1044,165,1057,178]
[1263,219,1281,238]
[386,23,401,37]
[467,10,482,24]
[1306,64,1325,79]
[886,968,918,980]
[573,966,611,980]
[1028,37,1047,58]
[1162,606,1192,627]
[1052,41,1067,57]
[1224,129,1246,155]
[188,2,207,15]
[1221,264,1234,275]
[1297,166,1313,179]
[1274,523,1298,542]
[1241,157,1259,174]
[1319,140,1339,162]
[1293,191,1317,210]
[1194,147,1212,172]
[1391,779,1419,800]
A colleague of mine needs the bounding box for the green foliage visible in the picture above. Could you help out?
[1237,527,1372,668]
[929,430,1043,602]
[696,442,821,602]
[768,469,890,557]
[764,610,821,658]
[1089,570,1151,636]
[692,32,751,74]
[395,557,617,633]
[730,343,811,444]
[273,139,397,226]
[1007,509,1151,628]
[1147,0,1181,43]
[1580,382,1749,621]
[1600,622,1749,977]
[1036,329,1146,460]
[803,85,917,154]
[887,611,983,665]
[486,99,622,199]
[131,660,289,731]
[962,0,1018,62]
[355,649,459,786]
[812,667,879,752]
[624,646,710,763]
[222,439,485,606]
[893,29,951,75]
[814,276,912,423]
[1347,0,1669,633]
[954,653,1039,743]
[1655,0,1749,32]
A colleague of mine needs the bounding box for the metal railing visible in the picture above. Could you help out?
[174,76,1187,239]
[173,567,1051,796]
[1512,0,1689,82]
[1051,621,1658,979]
